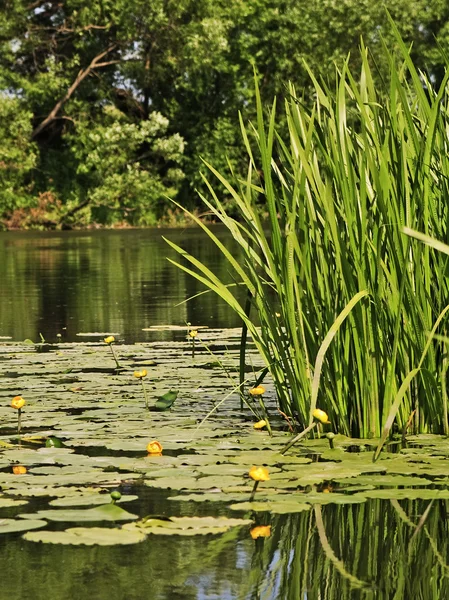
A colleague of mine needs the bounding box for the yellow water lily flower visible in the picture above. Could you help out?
[133,369,148,379]
[11,396,26,410]
[104,336,115,344]
[189,330,198,338]
[312,408,330,424]
[249,465,270,482]
[12,465,27,475]
[253,420,267,430]
[250,525,271,539]
[146,440,163,455]
[249,385,266,396]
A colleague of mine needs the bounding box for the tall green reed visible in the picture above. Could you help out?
[166,21,449,437]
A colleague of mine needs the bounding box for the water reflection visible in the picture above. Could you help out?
[0,228,245,342]
[1,496,448,599]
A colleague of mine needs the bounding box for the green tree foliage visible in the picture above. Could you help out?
[68,107,185,225]
[0,96,37,213]
[1,0,449,227]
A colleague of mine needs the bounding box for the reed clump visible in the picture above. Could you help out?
[167,19,449,439]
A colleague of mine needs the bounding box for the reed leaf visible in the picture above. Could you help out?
[167,24,449,437]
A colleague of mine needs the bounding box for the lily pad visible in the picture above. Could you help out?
[153,390,179,411]
[19,503,138,522]
[0,518,47,534]
[23,526,147,545]
[335,474,433,487]
[352,488,449,500]
[124,515,252,536]
[49,494,138,507]
[0,497,28,508]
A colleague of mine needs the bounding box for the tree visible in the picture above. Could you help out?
[1,0,449,227]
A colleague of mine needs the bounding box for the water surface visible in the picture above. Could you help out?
[1,229,448,600]
[0,227,243,342]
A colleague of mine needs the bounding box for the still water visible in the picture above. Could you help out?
[1,229,448,599]
[2,492,448,600]
[0,227,243,343]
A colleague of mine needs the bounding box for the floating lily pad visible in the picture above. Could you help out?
[335,474,433,487]
[49,494,138,507]
[19,503,138,522]
[0,518,47,534]
[352,488,449,500]
[196,464,247,477]
[124,515,252,536]
[153,390,179,411]
[23,526,147,545]
[0,497,28,508]
[229,500,311,514]
[169,491,280,503]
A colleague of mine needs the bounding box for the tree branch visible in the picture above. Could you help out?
[31,45,117,139]
[59,198,90,225]
[92,60,120,68]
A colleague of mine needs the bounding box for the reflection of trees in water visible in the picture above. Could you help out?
[0,228,244,341]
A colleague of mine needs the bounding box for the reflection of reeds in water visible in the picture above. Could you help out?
[243,499,449,599]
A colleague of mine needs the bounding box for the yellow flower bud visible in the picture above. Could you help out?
[12,465,27,475]
[250,525,271,539]
[189,330,198,338]
[11,396,26,410]
[104,336,115,345]
[146,440,163,455]
[133,369,148,379]
[249,466,270,482]
[249,385,266,396]
[312,408,330,424]
[253,420,267,430]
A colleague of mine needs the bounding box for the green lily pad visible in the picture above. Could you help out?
[19,503,138,522]
[352,488,449,500]
[0,518,47,534]
[153,390,179,411]
[230,500,311,514]
[23,526,147,545]
[196,464,247,477]
[335,474,433,487]
[49,494,138,507]
[124,515,252,536]
[0,497,28,508]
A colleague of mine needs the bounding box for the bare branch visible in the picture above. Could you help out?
[92,60,120,68]
[32,45,117,139]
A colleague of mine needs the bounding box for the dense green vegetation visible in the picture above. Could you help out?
[169,20,449,440]
[2,1,449,227]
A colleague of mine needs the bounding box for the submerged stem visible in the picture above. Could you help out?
[141,380,149,410]
[239,291,252,410]
[280,422,317,455]
[109,344,121,369]
[249,480,259,502]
